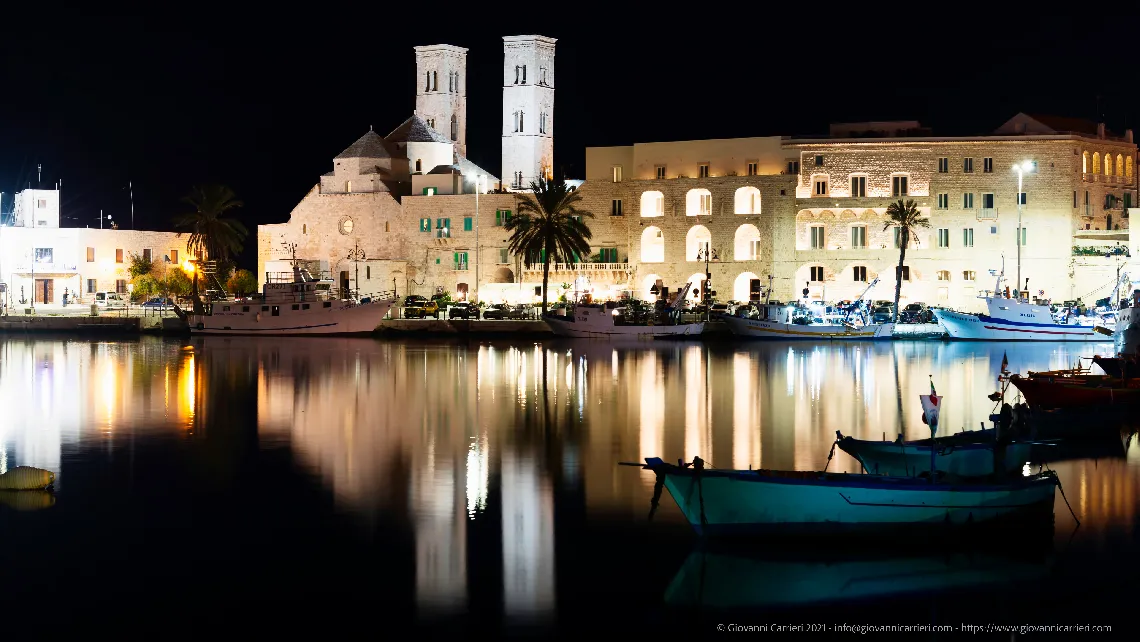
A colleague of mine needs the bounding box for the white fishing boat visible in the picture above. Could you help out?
[723,276,893,340]
[544,282,703,339]
[835,429,1035,478]
[186,266,397,336]
[634,456,1058,537]
[1113,274,1140,356]
[934,265,1111,341]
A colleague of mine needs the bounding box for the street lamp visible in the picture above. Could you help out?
[696,243,719,322]
[474,174,483,305]
[347,240,366,300]
[1012,160,1034,297]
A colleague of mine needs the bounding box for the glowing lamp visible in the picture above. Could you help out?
[181,260,195,273]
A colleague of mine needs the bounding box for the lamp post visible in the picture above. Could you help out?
[475,174,483,305]
[347,240,366,300]
[696,243,718,322]
[1012,160,1034,297]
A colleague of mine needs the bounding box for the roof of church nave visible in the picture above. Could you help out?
[333,130,396,160]
[385,114,452,145]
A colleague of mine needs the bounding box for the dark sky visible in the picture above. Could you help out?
[1,7,1135,269]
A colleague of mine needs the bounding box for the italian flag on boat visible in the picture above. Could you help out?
[920,378,941,436]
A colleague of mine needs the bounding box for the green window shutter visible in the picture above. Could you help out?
[499,249,508,263]
[445,218,451,230]
[436,257,440,264]
[495,211,502,226]
[464,217,473,231]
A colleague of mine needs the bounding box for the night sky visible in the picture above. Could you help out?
[1,8,1135,269]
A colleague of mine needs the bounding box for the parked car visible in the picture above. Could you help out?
[93,291,127,309]
[900,302,934,324]
[508,304,531,320]
[709,303,731,320]
[871,306,893,324]
[448,302,479,319]
[482,303,509,320]
[142,297,176,310]
[402,295,430,319]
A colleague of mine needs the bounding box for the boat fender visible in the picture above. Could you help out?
[0,466,55,490]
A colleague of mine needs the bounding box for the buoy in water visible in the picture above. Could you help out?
[0,466,56,490]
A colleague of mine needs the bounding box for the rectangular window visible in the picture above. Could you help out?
[892,226,902,249]
[420,218,431,232]
[937,157,949,173]
[435,218,452,238]
[698,163,710,178]
[747,240,761,260]
[892,175,909,197]
[86,247,95,262]
[937,228,950,248]
[814,155,824,166]
[850,226,866,249]
[963,158,974,173]
[937,270,950,281]
[463,217,473,231]
[454,252,469,270]
[170,249,178,263]
[34,247,53,263]
[600,247,620,263]
[786,160,800,174]
[1126,193,1133,209]
[1017,228,1027,246]
[898,266,911,281]
[809,226,825,249]
[422,187,437,196]
[937,193,949,209]
[36,199,46,209]
[813,177,828,196]
[850,176,866,197]
[810,266,824,281]
[853,266,867,282]
[142,249,151,261]
[963,193,975,209]
[612,165,623,183]
[1074,191,1078,208]
[983,157,993,173]
[655,165,666,179]
[963,228,974,247]
[747,162,758,176]
[366,266,371,279]
[115,279,127,294]
[982,193,995,209]
[115,248,124,263]
[963,270,976,281]
[1017,192,1027,205]
[699,193,711,215]
[611,199,623,216]
[86,279,96,294]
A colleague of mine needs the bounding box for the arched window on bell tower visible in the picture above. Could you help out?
[451,114,458,140]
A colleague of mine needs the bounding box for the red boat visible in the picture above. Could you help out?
[1010,370,1140,409]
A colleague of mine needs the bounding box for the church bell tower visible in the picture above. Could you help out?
[501,35,555,190]
[414,44,468,158]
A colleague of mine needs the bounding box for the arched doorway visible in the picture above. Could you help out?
[685,225,712,261]
[733,272,762,302]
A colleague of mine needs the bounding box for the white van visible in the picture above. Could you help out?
[94,291,127,309]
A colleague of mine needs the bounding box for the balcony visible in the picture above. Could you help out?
[13,262,79,274]
[521,262,630,275]
[976,207,998,220]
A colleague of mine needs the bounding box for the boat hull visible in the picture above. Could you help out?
[645,458,1057,536]
[544,315,703,339]
[1115,306,1140,355]
[837,435,1033,478]
[934,308,1107,341]
[188,299,396,336]
[722,315,893,340]
[1009,373,1140,409]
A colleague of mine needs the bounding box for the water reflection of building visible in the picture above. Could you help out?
[0,339,195,476]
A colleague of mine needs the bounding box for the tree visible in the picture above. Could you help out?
[882,199,930,323]
[504,178,594,312]
[127,252,154,279]
[163,268,193,298]
[226,269,259,297]
[126,252,157,301]
[174,185,249,312]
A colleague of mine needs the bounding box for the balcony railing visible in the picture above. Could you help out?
[521,262,630,273]
[13,262,79,273]
[977,207,998,220]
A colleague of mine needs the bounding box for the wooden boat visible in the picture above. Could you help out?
[636,456,1058,537]
[1009,370,1140,409]
[836,429,1035,478]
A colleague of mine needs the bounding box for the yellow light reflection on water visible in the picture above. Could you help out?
[179,354,195,426]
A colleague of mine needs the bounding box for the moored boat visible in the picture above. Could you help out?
[187,266,397,336]
[725,276,893,340]
[544,281,703,339]
[635,456,1058,537]
[1009,370,1140,409]
[836,429,1034,478]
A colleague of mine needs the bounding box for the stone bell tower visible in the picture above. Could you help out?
[501,35,555,189]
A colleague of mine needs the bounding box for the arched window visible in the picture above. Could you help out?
[641,274,662,301]
[685,273,706,301]
[451,114,458,140]
[733,272,762,302]
[640,191,665,217]
[1117,154,1124,177]
[1128,156,1134,179]
[685,225,712,261]
[733,224,762,261]
[734,187,761,214]
[685,189,712,216]
[1083,151,1090,173]
[415,159,422,172]
[1105,154,1114,176]
[640,227,664,263]
[1093,152,1101,174]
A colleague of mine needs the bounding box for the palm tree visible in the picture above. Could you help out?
[174,185,249,312]
[882,199,930,324]
[505,178,595,312]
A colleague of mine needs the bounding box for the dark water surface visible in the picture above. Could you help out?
[0,336,1136,638]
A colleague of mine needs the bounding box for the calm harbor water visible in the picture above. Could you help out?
[0,335,1137,637]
